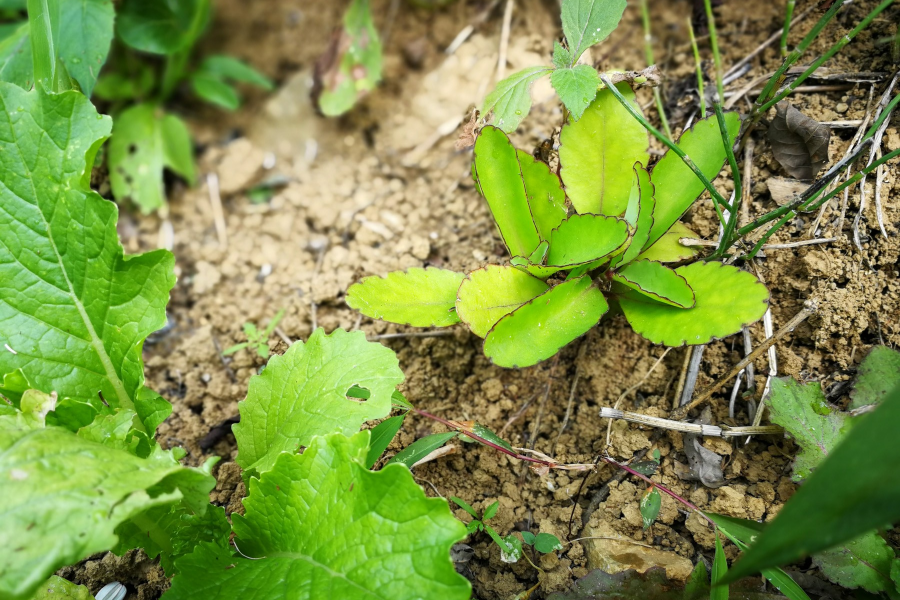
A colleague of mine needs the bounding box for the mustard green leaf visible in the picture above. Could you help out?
[547,214,629,267]
[456,265,549,337]
[473,126,541,256]
[646,112,740,248]
[108,103,196,214]
[166,432,471,600]
[560,0,627,62]
[766,378,848,482]
[234,328,403,474]
[481,66,552,133]
[550,64,601,121]
[618,262,768,346]
[517,150,567,241]
[637,222,701,263]
[484,276,608,368]
[850,345,900,410]
[611,163,655,268]
[0,85,175,431]
[559,84,649,216]
[346,267,464,327]
[611,260,694,308]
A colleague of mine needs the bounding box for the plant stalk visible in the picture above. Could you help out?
[780,0,796,57]
[702,0,724,102]
[687,17,707,116]
[640,0,672,139]
[712,102,742,257]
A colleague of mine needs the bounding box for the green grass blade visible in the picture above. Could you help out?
[711,532,728,600]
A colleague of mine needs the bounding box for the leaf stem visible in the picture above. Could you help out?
[640,0,672,140]
[687,17,707,116]
[702,0,724,103]
[780,0,796,57]
[598,74,735,218]
[712,102,742,257]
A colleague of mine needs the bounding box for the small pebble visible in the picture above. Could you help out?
[835,102,849,114]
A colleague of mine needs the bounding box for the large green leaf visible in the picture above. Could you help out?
[0,85,174,431]
[473,125,541,256]
[233,328,404,474]
[812,532,895,593]
[560,0,627,62]
[484,275,608,367]
[766,378,848,482]
[636,222,700,263]
[851,345,900,410]
[108,103,196,214]
[618,262,768,346]
[611,260,694,308]
[559,84,649,216]
[165,432,471,600]
[481,66,552,133]
[0,423,214,600]
[346,267,464,327]
[724,384,900,583]
[646,113,740,248]
[611,163,655,268]
[116,0,209,55]
[550,64,601,120]
[547,214,629,266]
[517,149,566,241]
[456,265,549,337]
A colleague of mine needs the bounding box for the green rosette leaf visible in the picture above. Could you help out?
[456,266,549,338]
[346,267,465,327]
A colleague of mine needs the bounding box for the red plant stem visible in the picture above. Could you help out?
[410,407,716,527]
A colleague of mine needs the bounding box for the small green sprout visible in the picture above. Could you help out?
[222,309,286,359]
[451,498,562,564]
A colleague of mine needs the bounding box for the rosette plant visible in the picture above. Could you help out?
[347,84,769,368]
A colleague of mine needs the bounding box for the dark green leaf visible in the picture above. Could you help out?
[483,500,500,521]
[639,489,661,529]
[534,532,563,553]
[550,64,601,120]
[724,384,900,583]
[484,275,609,368]
[521,531,536,545]
[552,40,573,69]
[711,533,728,600]
[58,0,114,96]
[0,23,33,89]
[812,531,895,593]
[198,54,273,90]
[450,496,479,519]
[481,66,552,132]
[456,266,549,337]
[347,267,465,327]
[559,84,649,216]
[366,414,405,468]
[387,431,458,468]
[851,345,900,410]
[470,422,514,452]
[190,72,239,110]
[117,0,209,55]
[560,0,627,61]
[684,562,709,600]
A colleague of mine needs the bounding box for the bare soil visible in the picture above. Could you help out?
[73,0,900,598]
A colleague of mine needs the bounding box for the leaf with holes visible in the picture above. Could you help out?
[456,266,549,338]
[481,66,553,132]
[646,112,740,248]
[108,103,196,214]
[611,260,694,308]
[165,432,471,600]
[233,328,404,474]
[484,276,608,368]
[346,267,465,327]
[0,85,174,433]
[559,84,649,216]
[547,214,630,267]
[473,126,541,256]
[618,262,768,346]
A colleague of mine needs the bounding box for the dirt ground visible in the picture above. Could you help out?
[70,0,900,598]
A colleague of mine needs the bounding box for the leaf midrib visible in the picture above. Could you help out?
[268,551,386,599]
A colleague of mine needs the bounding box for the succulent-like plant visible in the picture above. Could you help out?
[347,84,769,368]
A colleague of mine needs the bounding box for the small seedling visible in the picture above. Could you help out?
[223,309,286,359]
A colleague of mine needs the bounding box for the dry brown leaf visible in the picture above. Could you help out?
[769,102,831,180]
[766,176,810,205]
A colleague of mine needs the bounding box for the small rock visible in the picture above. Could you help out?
[584,522,694,582]
[193,261,221,295]
[835,102,849,114]
[217,138,265,195]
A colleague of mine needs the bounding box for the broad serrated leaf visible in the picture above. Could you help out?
[612,163,655,268]
[481,66,552,132]
[766,378,847,482]
[166,432,471,600]
[646,112,740,248]
[29,576,92,600]
[851,345,900,410]
[559,84,649,216]
[0,424,214,600]
[611,260,694,308]
[234,328,404,474]
[639,489,661,529]
[346,267,465,327]
[618,262,768,346]
[724,384,900,583]
[550,64,601,120]
[484,275,608,368]
[473,126,541,256]
[108,103,196,214]
[313,0,382,116]
[560,0,626,61]
[387,431,457,468]
[552,40,573,69]
[637,222,700,263]
[812,531,895,593]
[116,0,209,55]
[547,214,629,266]
[0,85,174,431]
[711,533,728,600]
[456,266,549,337]
[366,414,405,468]
[517,150,567,241]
